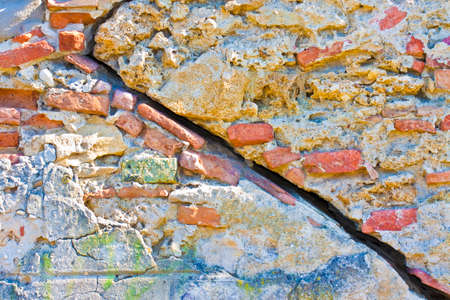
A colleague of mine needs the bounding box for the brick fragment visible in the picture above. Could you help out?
[47,0,98,11]
[285,167,305,188]
[416,106,444,117]
[0,89,39,111]
[426,171,450,185]
[440,115,450,131]
[227,123,274,147]
[0,40,55,68]
[408,268,450,295]
[49,12,95,29]
[22,114,64,129]
[117,186,170,198]
[296,41,344,69]
[426,56,450,69]
[410,60,425,74]
[435,69,450,90]
[143,127,184,157]
[91,80,111,94]
[0,153,22,164]
[20,226,25,237]
[138,104,205,149]
[59,30,85,52]
[381,106,416,118]
[0,131,19,148]
[179,150,240,185]
[45,89,109,116]
[64,54,99,73]
[379,7,407,31]
[394,119,436,134]
[111,90,137,111]
[12,27,44,43]
[303,149,362,174]
[177,206,221,227]
[406,36,424,58]
[263,147,301,169]
[114,112,144,137]
[0,108,20,126]
[362,208,417,233]
[83,187,117,201]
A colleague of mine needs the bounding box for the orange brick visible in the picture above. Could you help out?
[22,114,64,129]
[59,30,85,52]
[440,115,450,131]
[179,150,240,185]
[394,119,436,133]
[177,206,221,227]
[408,268,450,295]
[411,59,425,74]
[64,54,99,73]
[406,36,424,58]
[49,12,95,29]
[0,153,22,164]
[138,104,205,149]
[303,149,362,174]
[227,123,274,147]
[12,27,44,43]
[114,112,144,137]
[296,41,344,69]
[379,6,407,31]
[142,127,184,157]
[362,208,417,233]
[0,108,20,126]
[285,167,305,188]
[91,80,111,94]
[47,0,98,11]
[45,89,109,116]
[111,89,136,111]
[435,69,450,90]
[0,89,39,110]
[426,170,450,185]
[117,186,170,199]
[262,147,301,169]
[0,131,19,148]
[83,187,117,201]
[0,40,54,68]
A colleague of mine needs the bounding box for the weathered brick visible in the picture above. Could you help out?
[381,106,416,118]
[47,0,98,11]
[0,108,20,125]
[394,119,436,133]
[416,106,444,117]
[285,167,305,188]
[408,268,450,295]
[91,80,111,94]
[12,27,44,43]
[0,40,54,68]
[143,127,184,157]
[296,41,344,69]
[59,30,85,52]
[138,103,205,149]
[227,123,274,147]
[64,54,99,73]
[440,115,450,131]
[22,114,64,129]
[114,112,144,137]
[406,36,424,58]
[179,150,240,185]
[426,56,450,69]
[177,206,221,227]
[379,7,407,31]
[0,131,19,148]
[45,89,109,116]
[121,157,178,184]
[0,89,39,110]
[0,153,22,164]
[49,12,95,29]
[303,149,362,174]
[117,186,170,199]
[362,208,417,233]
[426,170,450,185]
[83,187,117,201]
[263,147,301,169]
[111,90,137,111]
[411,59,425,74]
[435,69,450,90]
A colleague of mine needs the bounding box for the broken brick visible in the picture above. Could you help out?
[440,115,450,131]
[20,226,24,237]
[296,41,344,69]
[406,36,424,58]
[83,187,117,201]
[49,12,95,29]
[303,149,362,174]
[426,170,450,185]
[45,89,109,116]
[227,123,274,147]
[408,268,450,295]
[285,167,305,188]
[117,186,170,199]
[59,30,85,52]
[379,7,407,31]
[0,108,20,126]
[394,119,436,134]
[64,54,99,73]
[91,80,111,94]
[435,69,450,90]
[138,103,205,149]
[381,106,416,118]
[362,208,417,233]
[263,147,301,169]
[177,206,221,227]
[111,89,137,111]
[114,112,144,137]
[0,131,19,148]
[47,0,98,11]
[179,150,240,185]
[410,60,425,74]
[142,127,184,157]
[0,89,39,110]
[22,114,64,129]
[12,27,44,44]
[0,40,55,68]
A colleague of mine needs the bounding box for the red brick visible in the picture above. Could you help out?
[12,27,44,44]
[49,12,95,29]
[117,186,170,199]
[179,150,240,185]
[0,89,39,110]
[296,41,344,69]
[0,153,22,164]
[243,168,296,206]
[114,112,144,137]
[411,59,425,74]
[0,108,20,126]
[59,30,85,52]
[83,187,117,201]
[416,106,444,117]
[45,89,109,116]
[426,170,450,185]
[20,226,25,237]
[435,69,450,90]
[227,123,274,147]
[142,127,184,157]
[285,167,305,188]
[0,40,54,68]
[138,104,205,149]
[406,36,424,58]
[0,131,19,148]
[177,206,221,227]
[362,208,417,233]
[263,147,301,169]
[408,268,450,295]
[394,119,436,133]
[303,149,362,174]
[91,80,111,94]
[379,7,407,31]
[111,90,136,111]
[440,115,450,131]
[22,114,64,129]
[47,0,98,11]
[64,54,99,73]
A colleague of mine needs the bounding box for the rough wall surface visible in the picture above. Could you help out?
[0,0,448,299]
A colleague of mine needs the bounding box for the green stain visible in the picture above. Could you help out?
[41,253,52,275]
[124,281,154,300]
[103,275,115,291]
[121,157,178,184]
